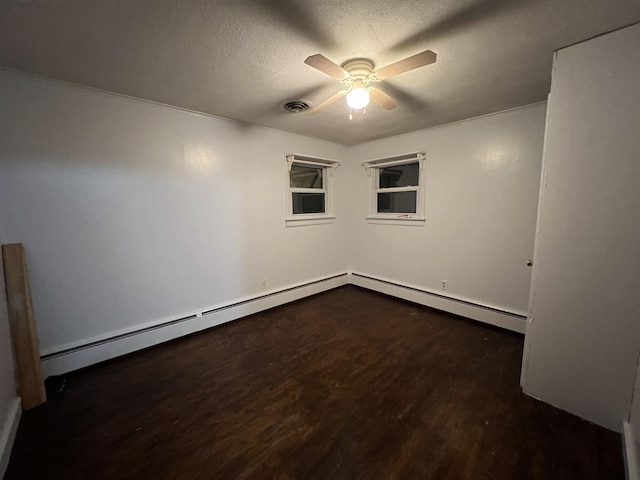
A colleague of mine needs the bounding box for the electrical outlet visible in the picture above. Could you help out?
[261,279,267,290]
[442,280,447,290]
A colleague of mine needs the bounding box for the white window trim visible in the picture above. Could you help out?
[362,152,426,226]
[285,154,340,227]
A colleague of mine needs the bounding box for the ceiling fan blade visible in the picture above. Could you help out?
[304,54,350,80]
[369,88,398,110]
[307,90,347,115]
[374,50,437,80]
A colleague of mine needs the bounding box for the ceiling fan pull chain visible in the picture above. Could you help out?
[349,107,353,120]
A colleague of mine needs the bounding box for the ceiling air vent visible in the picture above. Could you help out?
[281,99,313,113]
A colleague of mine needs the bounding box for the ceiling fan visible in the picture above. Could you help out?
[304,49,437,117]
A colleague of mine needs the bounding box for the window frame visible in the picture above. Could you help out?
[285,154,340,227]
[363,152,426,226]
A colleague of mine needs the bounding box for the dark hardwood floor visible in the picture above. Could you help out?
[6,286,623,479]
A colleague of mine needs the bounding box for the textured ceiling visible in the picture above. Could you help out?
[1,0,639,145]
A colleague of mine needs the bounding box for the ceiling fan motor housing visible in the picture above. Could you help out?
[341,58,375,79]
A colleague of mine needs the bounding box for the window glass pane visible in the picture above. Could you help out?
[290,164,323,188]
[378,162,419,188]
[377,191,417,213]
[292,193,325,214]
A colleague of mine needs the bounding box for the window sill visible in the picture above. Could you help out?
[366,215,425,226]
[285,215,336,227]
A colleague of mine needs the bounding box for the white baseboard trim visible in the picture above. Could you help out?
[0,397,22,478]
[624,421,640,480]
[349,272,526,334]
[40,270,526,377]
[41,273,349,377]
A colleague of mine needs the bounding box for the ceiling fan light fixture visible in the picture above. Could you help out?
[346,87,370,110]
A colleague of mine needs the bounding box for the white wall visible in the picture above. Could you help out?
[0,71,349,361]
[0,69,548,378]
[345,103,547,320]
[522,23,640,432]
[0,234,20,476]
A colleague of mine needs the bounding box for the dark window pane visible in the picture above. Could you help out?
[292,193,325,214]
[290,164,323,188]
[377,191,417,213]
[379,162,419,188]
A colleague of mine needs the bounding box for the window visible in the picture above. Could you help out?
[285,155,340,226]
[363,152,426,225]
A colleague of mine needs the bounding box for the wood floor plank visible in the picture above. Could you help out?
[5,286,623,479]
